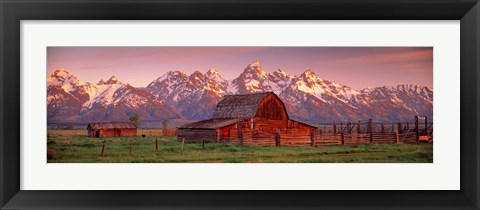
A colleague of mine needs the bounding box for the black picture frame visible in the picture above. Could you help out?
[1,0,479,209]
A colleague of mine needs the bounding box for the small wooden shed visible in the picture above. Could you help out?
[87,122,137,138]
[178,92,317,146]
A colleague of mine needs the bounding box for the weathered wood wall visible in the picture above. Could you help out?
[253,118,287,134]
[177,128,217,142]
[219,124,239,143]
[88,128,137,138]
[234,118,316,146]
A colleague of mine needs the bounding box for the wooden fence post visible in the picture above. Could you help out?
[424,116,428,135]
[368,119,373,143]
[101,141,105,157]
[129,139,133,156]
[155,138,159,152]
[341,131,345,145]
[415,115,419,142]
[333,122,337,135]
[68,140,72,158]
[181,137,185,150]
[357,121,361,133]
[395,130,399,144]
[310,130,315,147]
[275,133,280,147]
[252,118,255,140]
[237,120,243,145]
[318,130,322,146]
[202,140,205,149]
[216,129,221,143]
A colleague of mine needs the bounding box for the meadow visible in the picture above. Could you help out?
[47,129,433,163]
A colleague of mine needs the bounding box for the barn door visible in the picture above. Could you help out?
[95,131,100,138]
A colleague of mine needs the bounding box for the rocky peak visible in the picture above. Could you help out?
[206,68,225,81]
[269,69,292,80]
[47,68,81,86]
[296,69,322,86]
[103,76,120,85]
[243,60,267,78]
[98,79,106,85]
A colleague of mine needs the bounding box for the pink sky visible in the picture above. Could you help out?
[47,47,433,90]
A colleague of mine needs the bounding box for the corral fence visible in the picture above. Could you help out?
[314,116,433,146]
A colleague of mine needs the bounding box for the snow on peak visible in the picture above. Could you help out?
[249,60,261,68]
[244,60,267,77]
[270,69,292,79]
[50,68,72,79]
[99,75,120,85]
[168,70,188,78]
[191,70,204,77]
[206,68,226,82]
[207,68,220,75]
[47,68,82,87]
[243,60,267,78]
[302,69,316,76]
[53,68,69,76]
[152,70,188,84]
[299,69,321,83]
[276,69,290,77]
[188,71,205,87]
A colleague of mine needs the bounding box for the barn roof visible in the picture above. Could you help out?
[178,118,239,129]
[87,122,137,129]
[212,92,279,119]
[289,119,317,129]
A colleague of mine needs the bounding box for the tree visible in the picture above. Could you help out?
[161,120,169,130]
[129,113,140,128]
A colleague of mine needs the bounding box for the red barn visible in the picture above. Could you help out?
[178,92,316,146]
[87,122,137,138]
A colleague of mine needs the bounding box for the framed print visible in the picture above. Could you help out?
[1,0,479,209]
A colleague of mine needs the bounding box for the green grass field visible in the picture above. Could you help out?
[47,130,433,163]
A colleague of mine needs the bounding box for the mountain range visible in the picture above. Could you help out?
[47,60,433,124]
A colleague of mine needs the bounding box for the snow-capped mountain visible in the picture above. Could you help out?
[228,60,273,94]
[146,69,227,119]
[48,61,433,124]
[277,69,433,123]
[47,68,178,124]
[145,60,433,123]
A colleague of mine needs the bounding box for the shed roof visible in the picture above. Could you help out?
[178,118,239,129]
[212,92,275,119]
[87,122,137,129]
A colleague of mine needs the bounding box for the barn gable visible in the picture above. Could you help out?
[212,92,289,120]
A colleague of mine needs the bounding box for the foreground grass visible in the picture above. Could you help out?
[47,130,433,163]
